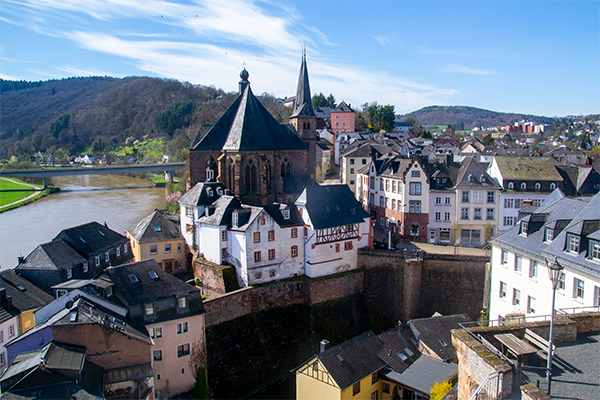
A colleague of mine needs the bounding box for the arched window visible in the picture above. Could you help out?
[281,157,292,176]
[521,182,527,190]
[266,158,273,192]
[227,158,235,191]
[206,157,216,181]
[245,159,258,193]
[535,182,541,190]
[508,182,514,190]
[306,122,310,130]
[550,182,556,190]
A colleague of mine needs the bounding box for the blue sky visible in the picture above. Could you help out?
[1,0,598,117]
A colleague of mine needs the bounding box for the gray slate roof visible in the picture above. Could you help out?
[332,101,354,113]
[53,222,129,258]
[0,270,54,312]
[179,182,226,207]
[296,184,371,230]
[192,84,306,152]
[16,240,85,272]
[408,314,470,361]
[291,55,315,118]
[128,209,182,243]
[455,157,502,189]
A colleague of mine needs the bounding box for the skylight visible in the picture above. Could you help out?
[98,230,106,237]
[154,226,162,232]
[335,354,344,362]
[397,351,408,361]
[149,271,159,279]
[129,274,139,283]
[403,347,413,357]
[79,237,86,243]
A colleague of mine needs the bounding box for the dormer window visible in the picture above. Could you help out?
[178,297,187,309]
[567,234,580,253]
[545,228,554,242]
[232,212,238,227]
[508,182,514,190]
[283,209,290,220]
[535,182,541,190]
[550,183,556,190]
[521,182,527,190]
[520,222,528,236]
[67,268,72,279]
[83,262,88,273]
[590,241,600,260]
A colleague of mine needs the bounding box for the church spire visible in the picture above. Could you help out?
[291,46,315,118]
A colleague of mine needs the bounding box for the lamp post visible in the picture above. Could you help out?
[545,257,564,395]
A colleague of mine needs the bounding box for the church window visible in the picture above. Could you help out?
[227,159,235,192]
[245,159,258,193]
[266,159,273,192]
[281,158,292,176]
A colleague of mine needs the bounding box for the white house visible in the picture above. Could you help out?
[488,189,600,323]
[0,304,18,372]
[296,184,372,278]
[196,196,305,287]
[486,156,563,232]
[178,182,227,251]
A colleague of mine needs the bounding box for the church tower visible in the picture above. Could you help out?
[289,48,317,178]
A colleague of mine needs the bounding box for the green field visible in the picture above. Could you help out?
[0,178,44,210]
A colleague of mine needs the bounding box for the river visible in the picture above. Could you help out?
[0,174,168,270]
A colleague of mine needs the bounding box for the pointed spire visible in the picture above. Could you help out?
[292,46,315,118]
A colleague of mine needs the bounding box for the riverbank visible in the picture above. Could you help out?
[0,177,54,213]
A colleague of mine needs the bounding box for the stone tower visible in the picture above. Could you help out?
[289,48,317,178]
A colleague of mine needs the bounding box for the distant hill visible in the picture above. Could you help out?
[402,105,556,128]
[0,77,291,160]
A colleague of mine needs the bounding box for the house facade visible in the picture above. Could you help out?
[197,196,305,287]
[296,184,372,278]
[488,190,600,323]
[486,156,563,232]
[127,209,187,274]
[330,101,355,138]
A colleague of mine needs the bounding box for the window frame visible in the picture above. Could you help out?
[177,343,191,358]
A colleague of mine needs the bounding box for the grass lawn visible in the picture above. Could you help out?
[0,178,43,209]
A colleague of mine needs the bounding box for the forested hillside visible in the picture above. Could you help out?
[0,77,292,161]
[403,106,555,128]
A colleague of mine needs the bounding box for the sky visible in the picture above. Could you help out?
[1,0,599,117]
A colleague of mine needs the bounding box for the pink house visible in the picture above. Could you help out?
[331,101,355,139]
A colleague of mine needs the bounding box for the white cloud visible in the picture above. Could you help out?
[370,34,391,47]
[441,64,496,76]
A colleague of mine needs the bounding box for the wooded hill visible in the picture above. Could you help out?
[1,76,565,161]
[402,105,555,128]
[0,77,291,161]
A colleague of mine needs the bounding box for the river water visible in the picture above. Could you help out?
[0,175,168,270]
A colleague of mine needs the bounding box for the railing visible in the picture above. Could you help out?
[557,305,600,314]
[469,371,502,400]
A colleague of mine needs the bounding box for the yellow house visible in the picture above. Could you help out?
[0,270,54,334]
[127,209,188,275]
[296,326,458,400]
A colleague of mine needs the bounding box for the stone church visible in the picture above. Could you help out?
[189,52,317,205]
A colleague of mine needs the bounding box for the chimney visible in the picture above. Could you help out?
[17,256,25,265]
[1,294,12,310]
[320,340,329,353]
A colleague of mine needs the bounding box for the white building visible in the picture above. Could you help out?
[178,182,227,251]
[197,196,305,287]
[489,190,600,323]
[296,184,372,278]
[0,304,18,372]
[486,156,563,232]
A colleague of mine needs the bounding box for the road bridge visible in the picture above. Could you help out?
[0,163,186,188]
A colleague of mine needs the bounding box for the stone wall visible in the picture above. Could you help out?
[193,257,238,294]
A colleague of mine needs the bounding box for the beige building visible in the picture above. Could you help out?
[127,209,187,275]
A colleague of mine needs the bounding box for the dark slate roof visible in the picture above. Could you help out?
[199,195,242,227]
[314,325,420,390]
[105,259,205,311]
[314,107,332,119]
[51,298,151,344]
[128,210,182,243]
[291,54,315,118]
[0,306,17,325]
[282,174,315,195]
[178,182,226,207]
[263,203,304,227]
[556,165,600,196]
[0,270,54,312]
[53,222,129,258]
[16,240,85,272]
[296,184,371,230]
[192,84,306,152]
[331,101,354,113]
[408,314,471,361]
[455,157,502,189]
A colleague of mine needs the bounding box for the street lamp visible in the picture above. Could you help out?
[545,257,564,394]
